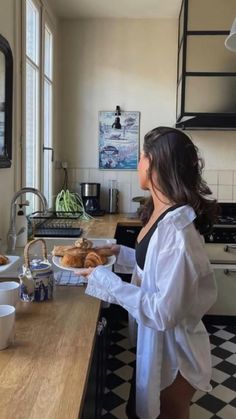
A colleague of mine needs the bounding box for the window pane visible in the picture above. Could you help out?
[44,25,53,80]
[43,79,53,207]
[26,0,39,65]
[25,60,39,212]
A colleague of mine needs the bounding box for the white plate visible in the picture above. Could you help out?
[52,254,116,272]
[0,255,20,273]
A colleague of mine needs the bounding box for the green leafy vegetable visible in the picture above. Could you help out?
[55,189,93,220]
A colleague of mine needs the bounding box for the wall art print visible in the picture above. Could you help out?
[98,111,140,170]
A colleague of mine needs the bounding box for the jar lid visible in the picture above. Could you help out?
[30,258,51,271]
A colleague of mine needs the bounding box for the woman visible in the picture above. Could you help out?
[81,126,218,419]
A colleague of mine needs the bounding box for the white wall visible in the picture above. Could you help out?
[58,17,236,213]
[0,8,235,237]
[58,18,178,210]
[192,131,236,202]
[0,0,15,243]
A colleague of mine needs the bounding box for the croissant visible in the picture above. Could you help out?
[65,247,90,258]
[61,252,84,268]
[52,245,77,257]
[75,238,93,249]
[94,247,114,257]
[84,251,107,268]
[0,255,9,266]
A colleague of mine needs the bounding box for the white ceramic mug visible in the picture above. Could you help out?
[0,281,20,306]
[0,305,15,350]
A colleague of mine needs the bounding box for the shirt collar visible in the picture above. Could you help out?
[159,205,196,230]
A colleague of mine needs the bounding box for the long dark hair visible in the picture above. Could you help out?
[139,126,219,234]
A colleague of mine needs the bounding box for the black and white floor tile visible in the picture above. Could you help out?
[102,318,236,419]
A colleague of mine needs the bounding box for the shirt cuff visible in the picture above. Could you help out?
[85,266,118,304]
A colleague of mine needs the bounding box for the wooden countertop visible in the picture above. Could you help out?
[79,213,141,238]
[0,287,101,419]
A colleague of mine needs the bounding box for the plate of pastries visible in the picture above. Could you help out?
[52,237,116,272]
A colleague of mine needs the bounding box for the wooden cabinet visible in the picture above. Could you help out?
[82,316,109,419]
[207,268,236,316]
[114,224,141,284]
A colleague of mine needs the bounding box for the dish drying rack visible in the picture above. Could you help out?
[28,211,83,238]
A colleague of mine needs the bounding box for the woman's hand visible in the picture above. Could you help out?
[75,267,95,277]
[93,244,120,256]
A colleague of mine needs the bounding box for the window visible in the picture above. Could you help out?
[22,0,54,212]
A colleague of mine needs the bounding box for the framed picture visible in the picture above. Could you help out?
[98,111,140,170]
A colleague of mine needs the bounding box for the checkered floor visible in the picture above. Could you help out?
[102,317,236,419]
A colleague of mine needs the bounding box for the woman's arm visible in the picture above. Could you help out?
[85,247,216,331]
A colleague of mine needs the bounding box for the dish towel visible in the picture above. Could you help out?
[54,271,87,286]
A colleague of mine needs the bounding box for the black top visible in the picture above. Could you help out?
[135,205,182,270]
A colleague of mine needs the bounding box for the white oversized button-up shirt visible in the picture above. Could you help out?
[85,205,217,419]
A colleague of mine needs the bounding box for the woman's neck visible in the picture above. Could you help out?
[151,190,174,219]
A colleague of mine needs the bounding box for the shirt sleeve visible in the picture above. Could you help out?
[85,247,214,331]
[114,244,136,273]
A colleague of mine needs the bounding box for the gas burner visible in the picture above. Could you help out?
[217,216,236,225]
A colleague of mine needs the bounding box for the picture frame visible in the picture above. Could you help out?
[98,111,140,170]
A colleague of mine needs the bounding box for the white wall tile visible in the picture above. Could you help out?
[89,169,104,184]
[233,172,236,186]
[218,171,233,185]
[233,186,236,202]
[74,168,90,183]
[131,171,139,183]
[102,170,118,188]
[116,171,133,183]
[203,170,218,185]
[208,184,218,199]
[218,185,233,201]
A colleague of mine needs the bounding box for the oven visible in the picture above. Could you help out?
[204,203,236,321]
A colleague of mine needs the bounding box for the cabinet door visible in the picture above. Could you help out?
[114,224,141,283]
[205,244,236,264]
[207,268,236,315]
[115,225,141,248]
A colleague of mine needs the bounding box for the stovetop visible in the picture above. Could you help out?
[216,215,236,226]
[204,203,236,243]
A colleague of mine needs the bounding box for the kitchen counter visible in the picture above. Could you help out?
[0,286,101,419]
[0,214,140,419]
[78,213,141,238]
[1,213,234,417]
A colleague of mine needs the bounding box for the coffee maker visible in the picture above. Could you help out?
[80,183,105,216]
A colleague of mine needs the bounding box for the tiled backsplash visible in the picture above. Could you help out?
[65,168,236,213]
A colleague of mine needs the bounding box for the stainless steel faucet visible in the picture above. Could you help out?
[7,187,48,252]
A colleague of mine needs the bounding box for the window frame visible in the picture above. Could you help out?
[21,0,56,210]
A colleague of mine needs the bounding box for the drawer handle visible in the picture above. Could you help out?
[224,269,236,275]
[224,245,236,252]
[126,229,136,234]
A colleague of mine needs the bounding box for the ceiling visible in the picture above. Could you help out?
[47,0,182,19]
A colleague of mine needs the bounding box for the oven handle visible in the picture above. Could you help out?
[224,269,236,275]
[224,245,236,252]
